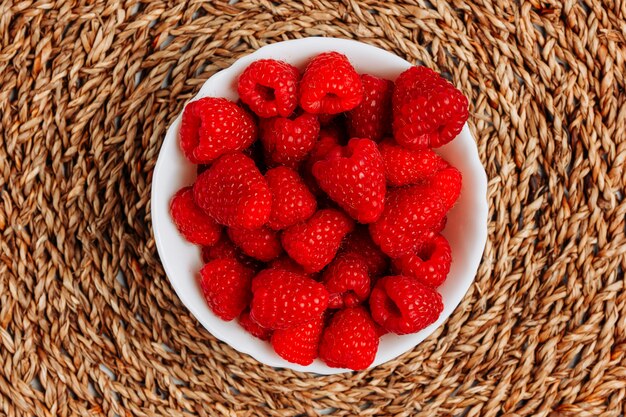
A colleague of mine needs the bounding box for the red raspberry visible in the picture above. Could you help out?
[394,90,468,149]
[227,226,282,262]
[301,128,342,197]
[260,113,320,168]
[193,153,271,229]
[312,138,386,223]
[199,258,254,321]
[369,185,447,257]
[319,307,379,370]
[265,167,317,230]
[369,276,443,334]
[201,234,262,272]
[378,139,449,186]
[322,254,370,309]
[392,234,452,288]
[299,52,364,115]
[238,309,272,341]
[281,209,355,273]
[392,67,468,149]
[346,74,393,142]
[179,97,256,164]
[341,226,389,277]
[267,256,309,276]
[271,316,324,365]
[169,186,221,246]
[237,59,299,118]
[250,269,329,330]
[392,66,449,113]
[429,166,462,210]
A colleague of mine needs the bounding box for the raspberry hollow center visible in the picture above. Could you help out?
[384,295,402,319]
[256,84,276,101]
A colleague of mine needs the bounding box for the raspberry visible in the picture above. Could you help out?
[265,167,317,230]
[260,113,320,168]
[319,307,379,370]
[312,138,386,223]
[322,254,370,309]
[250,269,329,330]
[299,52,363,114]
[392,66,449,113]
[378,139,449,186]
[301,128,342,197]
[193,153,271,229]
[392,67,468,149]
[341,226,389,277]
[169,186,221,246]
[199,258,254,321]
[392,234,452,288]
[238,309,272,341]
[271,316,324,365]
[227,226,282,262]
[394,90,468,149]
[201,234,262,271]
[369,185,447,257]
[429,166,462,210]
[237,59,299,118]
[346,74,393,142]
[281,209,355,273]
[369,276,443,334]
[179,97,256,163]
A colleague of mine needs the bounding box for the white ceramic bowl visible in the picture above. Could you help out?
[151,37,488,374]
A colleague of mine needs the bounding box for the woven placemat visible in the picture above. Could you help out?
[2,1,625,416]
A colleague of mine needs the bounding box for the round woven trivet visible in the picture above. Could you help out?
[1,1,625,416]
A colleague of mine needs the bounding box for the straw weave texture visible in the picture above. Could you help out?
[1,1,625,416]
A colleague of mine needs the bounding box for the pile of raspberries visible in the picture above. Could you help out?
[170,51,468,370]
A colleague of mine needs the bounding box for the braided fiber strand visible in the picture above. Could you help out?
[1,1,625,416]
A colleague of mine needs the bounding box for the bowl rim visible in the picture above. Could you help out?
[151,36,488,374]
